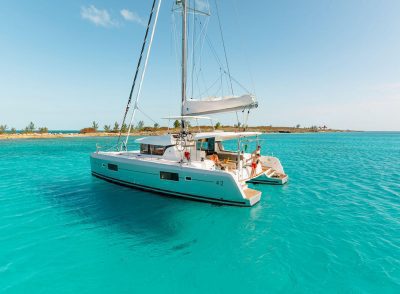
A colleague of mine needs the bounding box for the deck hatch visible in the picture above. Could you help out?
[160,171,179,181]
[107,163,118,171]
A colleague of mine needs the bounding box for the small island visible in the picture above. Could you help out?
[0,121,351,140]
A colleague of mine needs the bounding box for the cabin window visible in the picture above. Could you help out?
[140,144,150,154]
[108,163,118,171]
[160,171,179,181]
[196,140,205,151]
[216,142,224,151]
[196,138,215,153]
[185,176,192,181]
[141,144,165,155]
[150,145,165,156]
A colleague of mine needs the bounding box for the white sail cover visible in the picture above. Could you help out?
[182,94,258,116]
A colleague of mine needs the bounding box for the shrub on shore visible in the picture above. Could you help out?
[22,122,35,133]
[0,125,7,134]
[38,127,48,134]
[80,127,96,134]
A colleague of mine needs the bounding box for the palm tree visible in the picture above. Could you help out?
[104,125,111,132]
[92,121,99,132]
[136,121,144,130]
[0,125,7,134]
[153,123,160,129]
[28,122,35,132]
[121,123,128,133]
[113,122,120,133]
[173,120,181,128]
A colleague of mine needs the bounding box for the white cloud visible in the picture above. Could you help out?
[81,5,116,27]
[120,9,145,26]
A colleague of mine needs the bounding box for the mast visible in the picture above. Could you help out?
[181,0,187,131]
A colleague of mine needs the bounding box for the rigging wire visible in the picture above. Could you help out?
[124,0,162,148]
[136,107,159,126]
[117,0,158,148]
[214,0,234,96]
[194,16,210,98]
[232,0,257,96]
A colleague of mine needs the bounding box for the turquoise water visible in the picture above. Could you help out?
[0,132,399,293]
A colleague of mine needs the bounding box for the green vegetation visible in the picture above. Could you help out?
[153,123,159,129]
[38,127,48,134]
[113,122,120,133]
[136,121,144,130]
[92,121,99,132]
[10,128,16,134]
[173,120,181,128]
[104,125,111,132]
[215,122,221,129]
[24,122,35,133]
[0,125,7,134]
[121,123,128,133]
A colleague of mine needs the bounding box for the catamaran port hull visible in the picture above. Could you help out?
[90,152,261,207]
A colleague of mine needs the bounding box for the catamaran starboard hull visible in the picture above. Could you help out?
[90,152,261,207]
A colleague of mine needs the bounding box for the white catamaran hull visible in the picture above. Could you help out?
[90,152,261,206]
[249,156,289,185]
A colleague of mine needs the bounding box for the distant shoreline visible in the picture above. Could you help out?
[0,126,355,140]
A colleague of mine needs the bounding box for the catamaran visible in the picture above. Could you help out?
[90,0,288,206]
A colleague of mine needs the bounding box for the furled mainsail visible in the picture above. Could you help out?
[182,94,258,116]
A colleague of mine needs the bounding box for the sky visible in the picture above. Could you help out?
[0,0,399,131]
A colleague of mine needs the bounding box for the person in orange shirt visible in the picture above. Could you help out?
[210,152,226,170]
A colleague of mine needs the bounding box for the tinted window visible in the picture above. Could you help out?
[160,171,179,181]
[140,144,149,154]
[108,163,118,171]
[196,138,215,152]
[150,145,165,155]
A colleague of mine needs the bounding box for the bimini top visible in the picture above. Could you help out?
[135,135,174,146]
[194,131,261,141]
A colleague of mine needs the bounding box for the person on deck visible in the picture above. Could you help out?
[252,145,261,158]
[250,154,261,177]
[209,152,223,169]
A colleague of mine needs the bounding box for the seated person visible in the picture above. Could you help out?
[209,152,224,170]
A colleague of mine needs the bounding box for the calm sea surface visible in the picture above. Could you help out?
[0,132,399,293]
